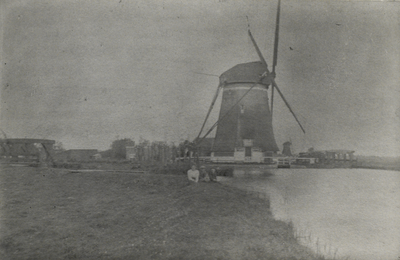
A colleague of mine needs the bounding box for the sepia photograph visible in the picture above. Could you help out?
[1,0,399,259]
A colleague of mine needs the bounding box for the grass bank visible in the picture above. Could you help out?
[0,166,324,260]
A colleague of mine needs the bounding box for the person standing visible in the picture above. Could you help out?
[187,165,199,183]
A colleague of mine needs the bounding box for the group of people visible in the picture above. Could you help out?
[187,165,217,183]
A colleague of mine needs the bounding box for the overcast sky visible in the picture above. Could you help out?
[1,0,399,156]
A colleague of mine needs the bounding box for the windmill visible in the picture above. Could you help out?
[196,0,305,163]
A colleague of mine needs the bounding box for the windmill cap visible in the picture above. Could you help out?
[220,61,272,86]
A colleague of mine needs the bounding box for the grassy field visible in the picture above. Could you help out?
[0,166,324,260]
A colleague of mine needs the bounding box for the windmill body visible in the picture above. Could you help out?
[212,62,279,163]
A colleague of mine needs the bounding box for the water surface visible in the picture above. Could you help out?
[220,168,400,260]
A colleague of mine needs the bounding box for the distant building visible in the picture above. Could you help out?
[66,149,98,162]
[325,150,356,161]
[296,149,357,167]
[126,146,136,160]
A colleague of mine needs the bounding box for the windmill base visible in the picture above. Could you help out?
[210,148,276,165]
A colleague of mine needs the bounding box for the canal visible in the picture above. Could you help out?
[220,168,400,260]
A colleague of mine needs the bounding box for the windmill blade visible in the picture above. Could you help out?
[0,129,7,139]
[249,28,278,119]
[248,29,269,70]
[270,84,275,118]
[249,26,304,134]
[197,85,221,139]
[191,71,219,78]
[271,79,306,134]
[272,0,281,73]
[271,0,281,117]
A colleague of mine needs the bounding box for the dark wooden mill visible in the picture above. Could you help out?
[196,0,305,164]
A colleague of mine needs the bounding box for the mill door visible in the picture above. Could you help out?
[245,147,252,162]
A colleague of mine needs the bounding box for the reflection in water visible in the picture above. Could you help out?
[220,168,400,260]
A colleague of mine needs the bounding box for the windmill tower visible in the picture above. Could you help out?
[196,0,305,163]
[212,62,279,158]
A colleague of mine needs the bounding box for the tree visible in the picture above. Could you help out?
[111,138,135,159]
[100,149,112,158]
[178,140,195,158]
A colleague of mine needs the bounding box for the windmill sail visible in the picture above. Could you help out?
[248,28,305,134]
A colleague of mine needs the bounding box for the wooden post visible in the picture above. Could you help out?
[41,143,54,167]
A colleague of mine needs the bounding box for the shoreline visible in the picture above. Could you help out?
[0,166,326,259]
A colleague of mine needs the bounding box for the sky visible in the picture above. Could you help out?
[0,0,399,156]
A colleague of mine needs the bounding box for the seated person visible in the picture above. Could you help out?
[187,165,199,182]
[200,166,210,182]
[209,168,217,182]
